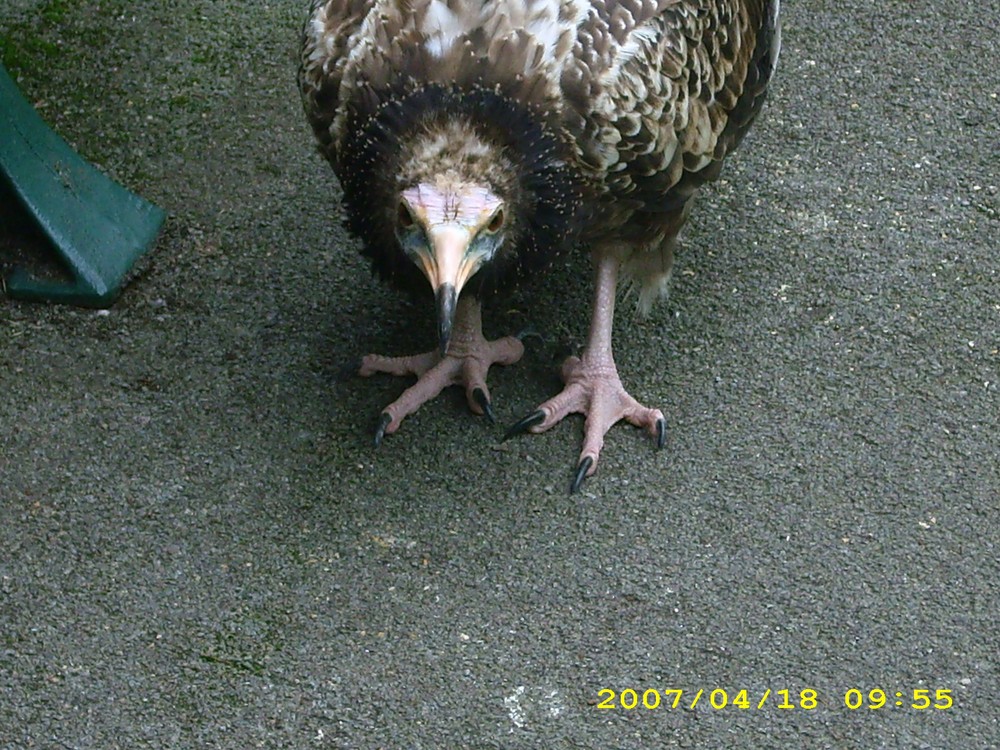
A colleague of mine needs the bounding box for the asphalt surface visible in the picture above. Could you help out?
[1,1,998,748]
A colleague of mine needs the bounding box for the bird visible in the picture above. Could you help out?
[299,0,781,491]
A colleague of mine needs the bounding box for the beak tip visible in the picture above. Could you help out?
[436,283,457,358]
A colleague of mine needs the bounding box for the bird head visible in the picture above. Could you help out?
[336,87,589,353]
[394,178,508,356]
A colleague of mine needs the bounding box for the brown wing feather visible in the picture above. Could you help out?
[563,0,779,229]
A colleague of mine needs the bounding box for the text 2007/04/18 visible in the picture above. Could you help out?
[595,688,955,711]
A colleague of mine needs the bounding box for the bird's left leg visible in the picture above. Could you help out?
[506,251,665,492]
[357,295,524,443]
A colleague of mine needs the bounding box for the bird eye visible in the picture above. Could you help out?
[397,202,415,229]
[486,208,505,233]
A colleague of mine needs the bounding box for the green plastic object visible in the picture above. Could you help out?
[0,63,165,307]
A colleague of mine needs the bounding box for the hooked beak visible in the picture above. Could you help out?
[415,224,483,356]
[435,283,456,357]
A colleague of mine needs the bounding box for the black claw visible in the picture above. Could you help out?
[336,358,362,382]
[656,417,667,449]
[503,409,545,441]
[374,413,392,447]
[570,456,594,494]
[472,388,496,424]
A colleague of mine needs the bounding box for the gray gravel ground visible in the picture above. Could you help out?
[1,1,998,748]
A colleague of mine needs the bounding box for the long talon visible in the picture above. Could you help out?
[472,388,497,424]
[570,456,594,494]
[336,358,362,382]
[503,409,545,441]
[655,417,667,449]
[374,412,392,447]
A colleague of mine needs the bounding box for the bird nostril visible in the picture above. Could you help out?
[397,202,415,228]
[487,208,505,233]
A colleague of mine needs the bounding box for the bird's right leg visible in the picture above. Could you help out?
[354,296,524,444]
[503,250,666,492]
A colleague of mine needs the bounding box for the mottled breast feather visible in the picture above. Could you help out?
[300,0,579,167]
[300,0,780,248]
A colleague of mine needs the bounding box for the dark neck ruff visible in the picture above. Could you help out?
[337,84,590,299]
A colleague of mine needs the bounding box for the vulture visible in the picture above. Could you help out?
[300,0,781,491]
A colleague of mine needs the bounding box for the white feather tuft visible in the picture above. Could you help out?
[620,229,682,316]
[622,257,673,316]
[422,0,472,58]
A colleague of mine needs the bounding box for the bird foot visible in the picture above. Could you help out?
[506,354,665,492]
[358,332,524,444]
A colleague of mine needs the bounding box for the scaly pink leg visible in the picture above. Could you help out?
[357,296,524,443]
[505,252,665,492]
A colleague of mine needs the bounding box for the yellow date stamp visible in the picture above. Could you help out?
[596,687,955,711]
